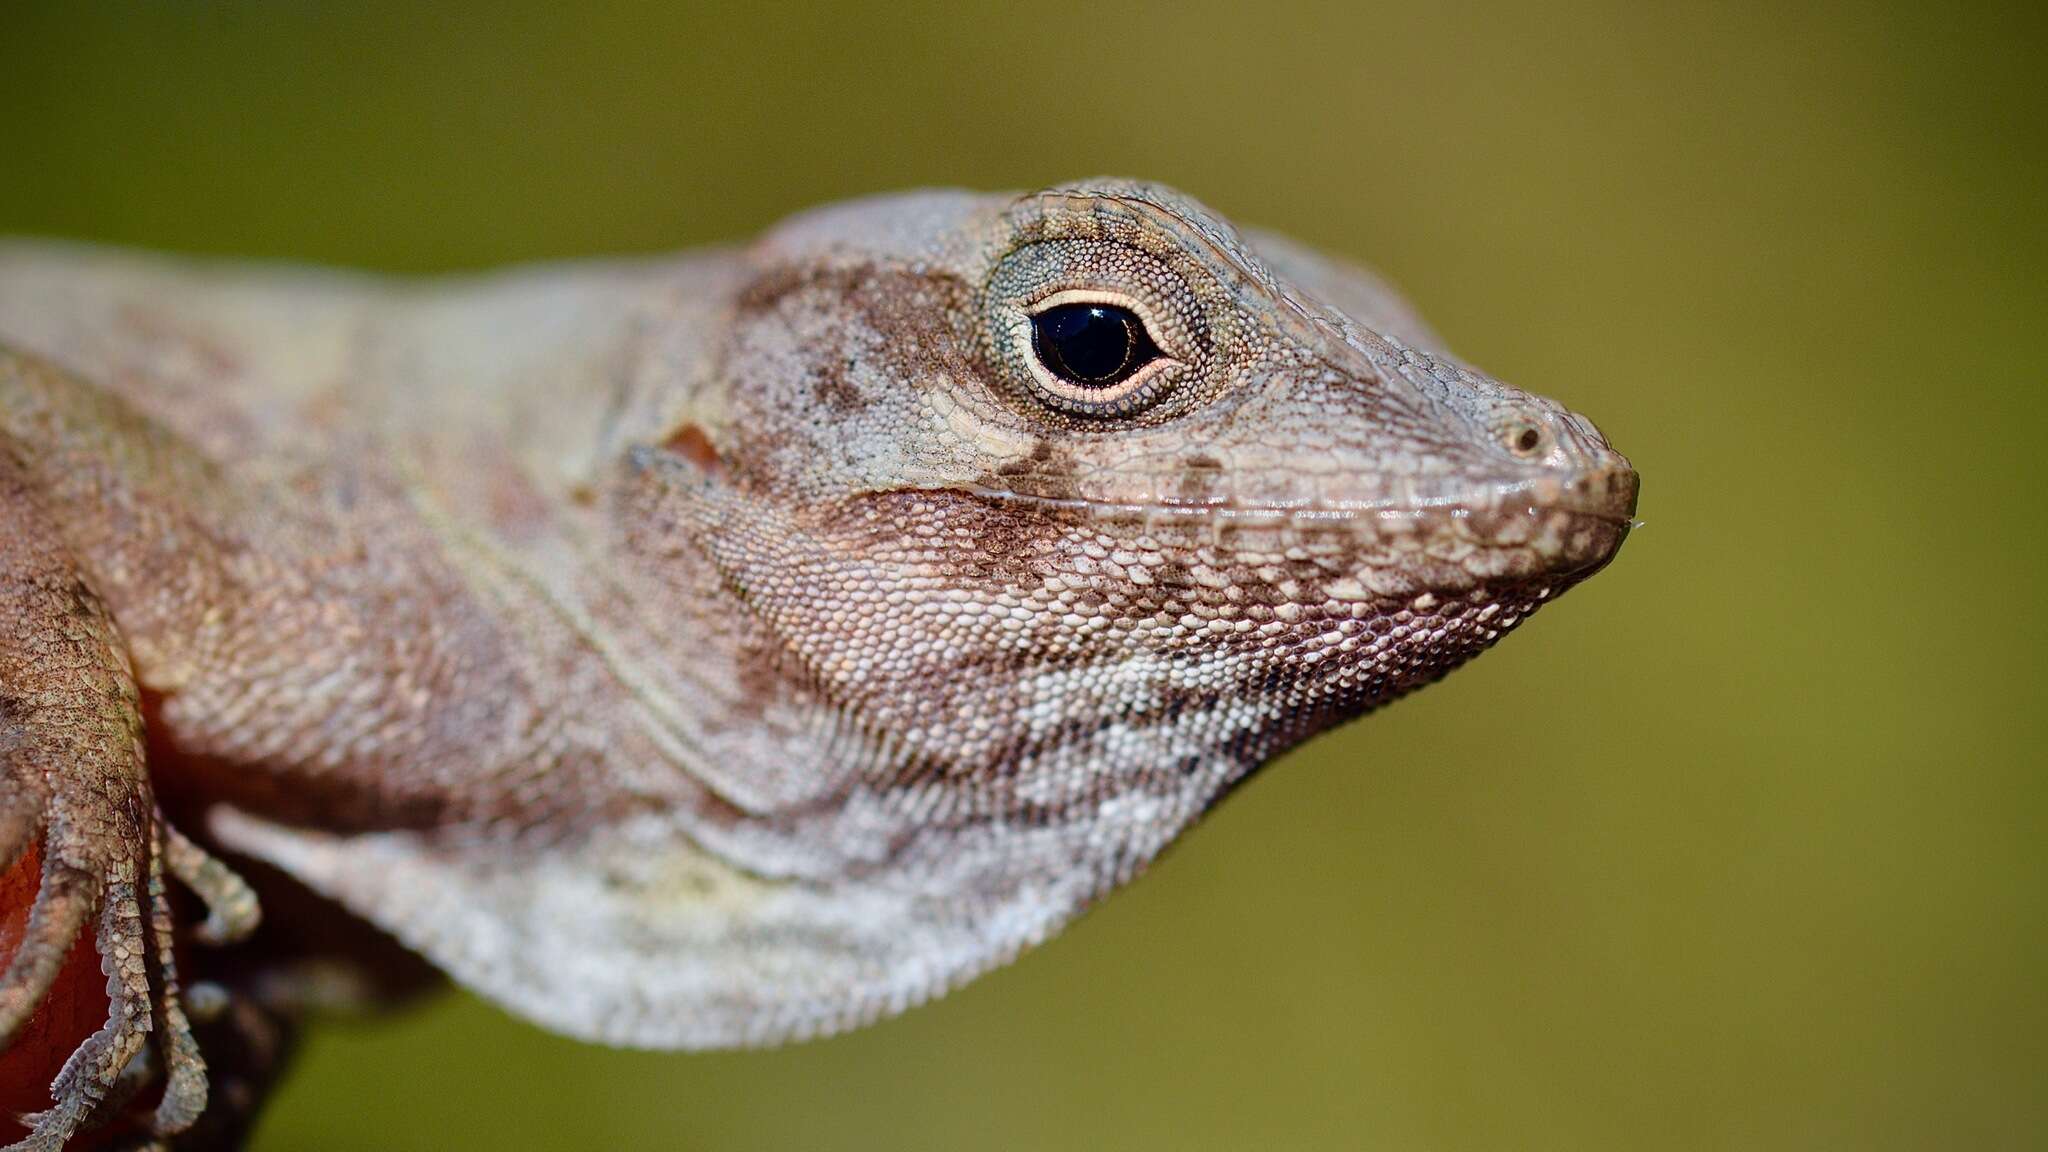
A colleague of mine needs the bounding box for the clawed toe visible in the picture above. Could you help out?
[141,824,207,1139]
[0,864,98,1046]
[160,826,257,950]
[6,875,152,1152]
[0,786,45,894]
[1,807,257,1151]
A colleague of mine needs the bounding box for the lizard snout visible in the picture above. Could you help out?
[1460,396,1638,579]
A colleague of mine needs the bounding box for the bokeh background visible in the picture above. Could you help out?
[4,2,2043,1148]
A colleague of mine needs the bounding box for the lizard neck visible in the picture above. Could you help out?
[352,253,746,527]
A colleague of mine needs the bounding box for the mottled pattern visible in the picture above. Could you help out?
[0,180,1634,1146]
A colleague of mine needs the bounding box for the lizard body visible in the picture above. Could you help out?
[0,181,1635,1148]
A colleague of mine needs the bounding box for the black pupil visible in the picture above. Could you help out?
[1031,303,1155,387]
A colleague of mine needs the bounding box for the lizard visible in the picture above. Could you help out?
[0,179,1636,1149]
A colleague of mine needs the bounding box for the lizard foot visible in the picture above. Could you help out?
[0,791,257,1152]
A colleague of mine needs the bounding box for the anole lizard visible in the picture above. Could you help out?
[0,180,1635,1149]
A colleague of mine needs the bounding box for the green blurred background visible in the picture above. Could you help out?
[4,2,2043,1148]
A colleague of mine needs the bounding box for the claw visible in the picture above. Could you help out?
[143,823,205,1138]
[0,865,99,1046]
[6,879,151,1152]
[160,824,258,948]
[1,808,241,1150]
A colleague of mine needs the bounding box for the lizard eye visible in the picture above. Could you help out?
[1031,302,1160,388]
[982,238,1216,426]
[1017,290,1176,415]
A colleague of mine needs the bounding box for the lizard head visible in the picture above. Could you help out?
[639,179,1635,770]
[590,180,1636,1043]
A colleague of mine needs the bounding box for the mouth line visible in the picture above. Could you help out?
[958,477,1636,528]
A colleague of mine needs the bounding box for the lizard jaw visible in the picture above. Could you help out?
[959,456,1637,590]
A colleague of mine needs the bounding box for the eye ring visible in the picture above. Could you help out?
[1019,289,1180,414]
[980,237,1219,427]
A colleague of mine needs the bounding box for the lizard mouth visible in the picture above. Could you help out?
[960,462,1637,578]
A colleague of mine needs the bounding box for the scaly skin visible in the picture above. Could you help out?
[0,180,1635,1148]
